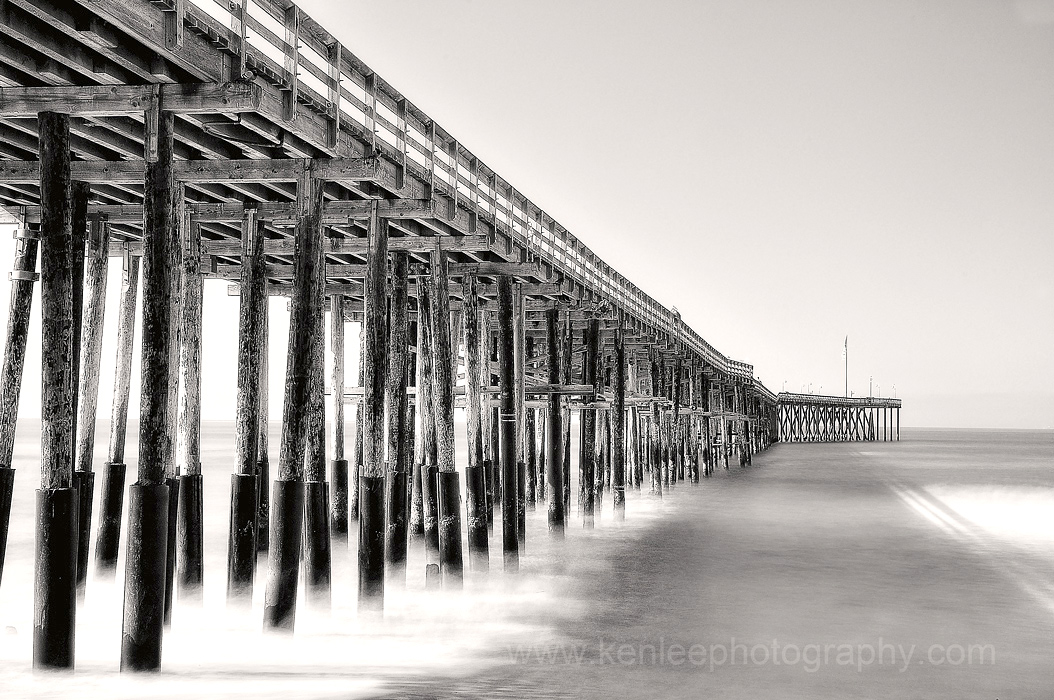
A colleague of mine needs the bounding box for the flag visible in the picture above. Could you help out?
[842,336,847,359]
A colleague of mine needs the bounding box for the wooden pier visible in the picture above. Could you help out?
[0,0,902,672]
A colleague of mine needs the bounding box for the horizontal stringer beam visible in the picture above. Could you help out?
[0,158,384,184]
[0,83,262,117]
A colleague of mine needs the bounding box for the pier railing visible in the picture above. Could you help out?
[173,0,751,380]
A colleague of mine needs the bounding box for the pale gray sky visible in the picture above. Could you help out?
[2,0,1052,428]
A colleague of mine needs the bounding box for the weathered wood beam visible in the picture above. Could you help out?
[0,83,262,117]
[0,157,384,184]
[449,261,543,278]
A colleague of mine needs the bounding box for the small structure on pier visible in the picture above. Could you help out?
[776,393,902,443]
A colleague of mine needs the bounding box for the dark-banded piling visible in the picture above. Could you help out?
[428,245,464,588]
[69,183,89,601]
[35,111,77,671]
[545,307,565,535]
[227,210,265,604]
[176,217,204,602]
[612,318,626,520]
[0,225,38,589]
[73,214,108,599]
[264,171,323,631]
[462,275,489,571]
[303,218,331,608]
[496,277,518,571]
[357,201,388,612]
[95,252,138,579]
[384,254,410,582]
[329,294,348,542]
[120,109,174,673]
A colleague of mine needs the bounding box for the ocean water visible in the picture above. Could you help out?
[1,424,1052,698]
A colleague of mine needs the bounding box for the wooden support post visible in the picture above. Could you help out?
[384,254,410,581]
[0,226,38,591]
[358,201,388,610]
[74,215,108,598]
[176,218,203,603]
[121,110,173,672]
[561,315,572,511]
[480,307,495,532]
[649,352,662,497]
[36,111,77,670]
[227,210,264,604]
[513,286,526,549]
[545,307,565,535]
[410,285,432,545]
[263,172,322,630]
[329,295,348,542]
[95,252,138,579]
[162,184,184,628]
[69,184,90,602]
[303,219,331,607]
[524,338,537,511]
[429,244,464,588]
[580,318,600,526]
[256,298,270,553]
[414,281,440,578]
[612,319,626,520]
[351,326,363,522]
[496,277,518,571]
[461,275,489,571]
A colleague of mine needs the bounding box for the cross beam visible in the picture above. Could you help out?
[0,158,382,184]
[0,83,262,117]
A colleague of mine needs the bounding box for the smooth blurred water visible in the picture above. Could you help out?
[1,425,1052,698]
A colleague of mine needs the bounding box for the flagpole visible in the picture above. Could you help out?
[844,336,848,397]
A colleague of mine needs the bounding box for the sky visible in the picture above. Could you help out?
[1,0,1052,429]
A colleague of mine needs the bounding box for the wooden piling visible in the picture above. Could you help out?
[256,296,271,553]
[351,325,363,523]
[612,320,626,520]
[544,307,565,535]
[428,245,464,588]
[513,286,526,549]
[414,282,440,568]
[76,218,109,598]
[303,220,331,608]
[384,254,410,581]
[35,111,77,671]
[227,210,265,604]
[410,285,430,542]
[461,275,489,571]
[524,346,537,510]
[649,352,663,497]
[121,109,174,673]
[69,183,91,601]
[162,184,184,628]
[496,277,518,571]
[0,227,38,589]
[561,315,572,511]
[176,219,203,602]
[95,252,138,579]
[357,201,388,611]
[580,318,600,526]
[264,172,323,631]
[329,294,349,542]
